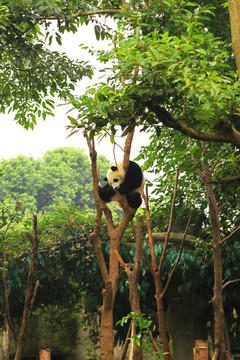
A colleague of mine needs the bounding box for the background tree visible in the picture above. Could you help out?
[0,147,111,213]
[0,156,40,213]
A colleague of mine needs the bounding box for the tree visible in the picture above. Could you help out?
[0,204,40,360]
[0,156,40,213]
[2,1,240,359]
[66,4,240,359]
[68,2,240,148]
[228,0,240,74]
[137,129,240,359]
[0,147,111,213]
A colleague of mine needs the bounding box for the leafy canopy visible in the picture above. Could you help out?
[67,1,240,148]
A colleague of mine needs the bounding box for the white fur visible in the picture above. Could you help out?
[106,161,125,189]
[107,161,144,194]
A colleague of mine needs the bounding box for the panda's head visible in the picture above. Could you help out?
[105,161,125,190]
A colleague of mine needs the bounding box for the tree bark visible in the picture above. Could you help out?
[99,283,114,359]
[155,277,171,359]
[86,132,136,360]
[14,215,40,360]
[3,320,10,360]
[203,171,226,359]
[190,141,228,360]
[228,0,240,74]
[39,349,51,360]
[128,217,143,360]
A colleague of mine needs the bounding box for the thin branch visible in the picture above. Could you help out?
[158,169,179,274]
[143,185,157,271]
[119,323,132,360]
[222,278,240,290]
[133,217,143,275]
[149,330,161,354]
[221,225,240,244]
[114,249,129,274]
[188,137,203,178]
[208,174,240,184]
[218,202,229,212]
[161,216,191,299]
[142,249,154,275]
[30,280,40,313]
[210,158,221,175]
[38,9,122,21]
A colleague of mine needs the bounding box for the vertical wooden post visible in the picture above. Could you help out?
[193,340,208,360]
[39,349,51,360]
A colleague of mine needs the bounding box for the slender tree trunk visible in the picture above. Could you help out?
[143,173,180,360]
[154,277,171,359]
[228,0,240,74]
[3,320,10,360]
[203,168,226,359]
[14,215,40,360]
[128,217,143,360]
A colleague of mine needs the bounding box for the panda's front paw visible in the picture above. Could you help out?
[98,184,116,203]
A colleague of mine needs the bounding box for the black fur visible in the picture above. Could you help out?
[98,161,143,209]
[117,161,143,195]
[98,183,116,203]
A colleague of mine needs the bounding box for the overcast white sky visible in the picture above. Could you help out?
[0,19,148,163]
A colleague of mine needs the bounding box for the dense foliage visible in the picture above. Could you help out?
[1,204,240,342]
[0,0,96,128]
[67,0,240,148]
[0,147,110,213]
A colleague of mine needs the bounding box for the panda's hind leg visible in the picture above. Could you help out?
[126,191,142,209]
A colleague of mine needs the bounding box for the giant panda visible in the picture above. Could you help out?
[98,160,144,209]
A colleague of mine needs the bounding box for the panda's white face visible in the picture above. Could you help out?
[107,162,125,190]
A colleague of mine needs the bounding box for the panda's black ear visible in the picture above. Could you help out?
[111,166,118,171]
[103,177,108,181]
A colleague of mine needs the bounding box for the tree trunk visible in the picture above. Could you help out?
[128,217,143,360]
[99,285,114,360]
[228,0,240,74]
[3,320,10,360]
[14,215,40,360]
[39,349,51,360]
[155,275,171,360]
[203,163,226,359]
[86,132,136,360]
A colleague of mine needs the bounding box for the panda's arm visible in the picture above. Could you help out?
[98,183,116,203]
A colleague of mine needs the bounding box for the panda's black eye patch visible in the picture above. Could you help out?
[113,179,118,182]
